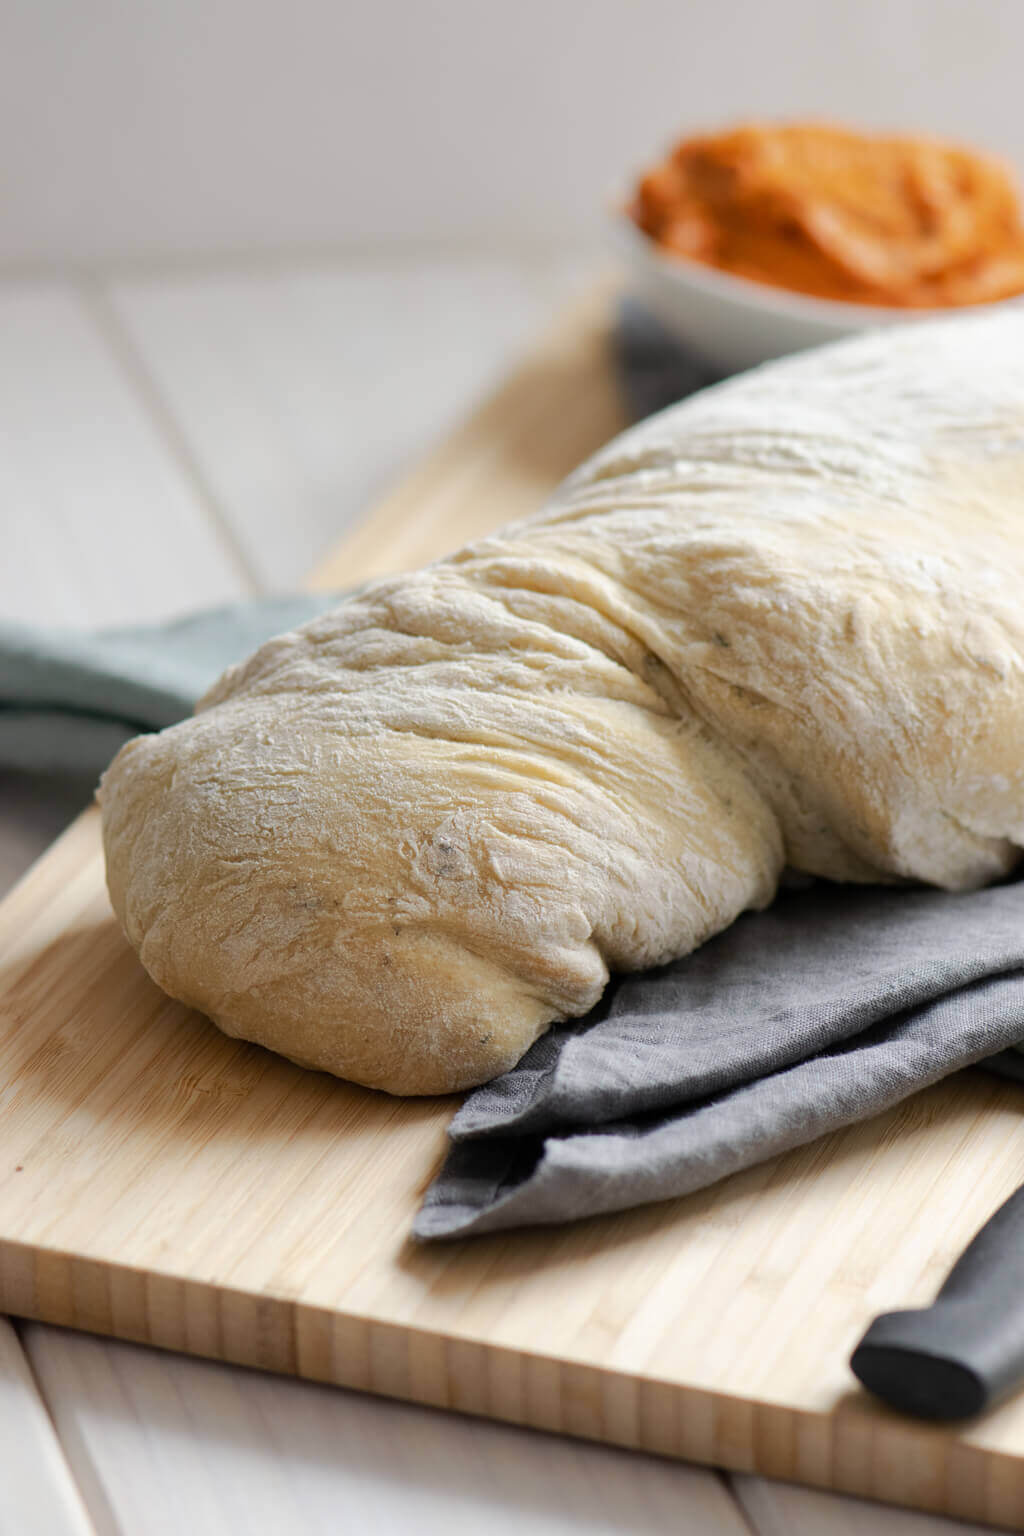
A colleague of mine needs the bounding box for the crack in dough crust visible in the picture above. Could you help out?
[100,312,1024,1094]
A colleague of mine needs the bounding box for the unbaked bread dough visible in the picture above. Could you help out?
[100,312,1024,1095]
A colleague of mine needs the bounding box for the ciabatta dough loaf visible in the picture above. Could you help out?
[100,313,1024,1094]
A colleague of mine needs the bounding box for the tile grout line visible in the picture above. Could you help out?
[76,276,267,599]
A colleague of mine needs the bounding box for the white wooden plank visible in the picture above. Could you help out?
[24,1326,750,1536]
[0,284,251,629]
[0,1319,95,1536]
[105,254,592,591]
[732,1474,996,1534]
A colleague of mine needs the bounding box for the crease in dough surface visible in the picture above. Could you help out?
[100,311,1024,1093]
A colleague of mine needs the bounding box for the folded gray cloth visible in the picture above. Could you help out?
[0,595,340,781]
[415,882,1024,1239]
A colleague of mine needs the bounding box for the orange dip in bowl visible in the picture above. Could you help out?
[630,121,1024,308]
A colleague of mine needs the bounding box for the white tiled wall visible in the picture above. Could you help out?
[1,0,1020,264]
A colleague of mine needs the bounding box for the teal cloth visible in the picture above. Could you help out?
[0,595,343,783]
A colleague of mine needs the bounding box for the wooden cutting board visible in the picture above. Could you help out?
[4,286,1024,1529]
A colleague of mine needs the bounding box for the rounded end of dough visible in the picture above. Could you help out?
[99,719,585,1096]
[208,925,555,1096]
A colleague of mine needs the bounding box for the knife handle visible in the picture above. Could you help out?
[850,1182,1024,1420]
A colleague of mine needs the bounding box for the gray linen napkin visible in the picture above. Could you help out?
[414,882,1024,1239]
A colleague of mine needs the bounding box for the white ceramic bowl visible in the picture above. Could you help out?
[614,212,1024,374]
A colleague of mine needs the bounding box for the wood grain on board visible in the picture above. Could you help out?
[3,286,1024,1530]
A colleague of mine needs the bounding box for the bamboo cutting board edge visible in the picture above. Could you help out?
[0,1228,993,1510]
[4,285,1024,1528]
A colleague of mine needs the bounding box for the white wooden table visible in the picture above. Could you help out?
[0,255,996,1535]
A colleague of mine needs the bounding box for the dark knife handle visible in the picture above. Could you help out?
[850,1182,1024,1420]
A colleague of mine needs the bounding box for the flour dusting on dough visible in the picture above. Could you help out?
[100,312,1024,1094]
